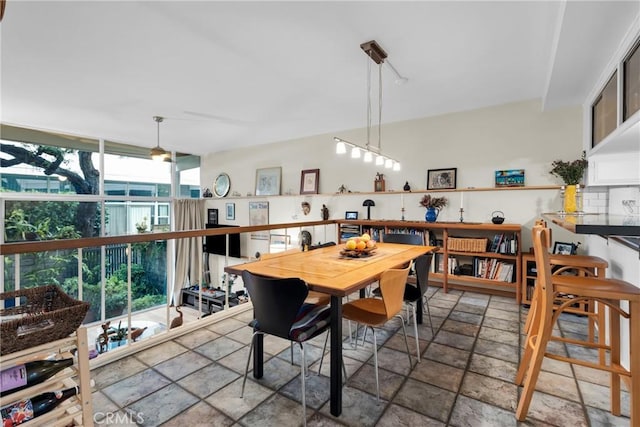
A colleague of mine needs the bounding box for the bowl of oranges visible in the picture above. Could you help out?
[340,233,377,258]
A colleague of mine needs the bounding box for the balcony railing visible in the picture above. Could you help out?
[0,220,338,363]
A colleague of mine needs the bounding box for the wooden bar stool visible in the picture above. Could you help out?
[523,253,608,344]
[516,221,639,424]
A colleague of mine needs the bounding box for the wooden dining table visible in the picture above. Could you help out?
[224,242,436,417]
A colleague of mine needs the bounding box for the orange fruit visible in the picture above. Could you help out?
[366,240,376,248]
[356,241,366,251]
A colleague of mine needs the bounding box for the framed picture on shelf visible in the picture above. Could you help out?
[345,211,358,220]
[207,208,218,225]
[495,169,525,187]
[300,169,320,194]
[427,168,457,190]
[255,167,281,196]
[225,203,235,220]
[553,241,577,255]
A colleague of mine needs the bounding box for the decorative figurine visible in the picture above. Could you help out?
[403,181,411,191]
[170,305,183,329]
[202,188,213,198]
[321,204,329,220]
[374,173,385,192]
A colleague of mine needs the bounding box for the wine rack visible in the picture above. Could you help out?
[0,327,94,426]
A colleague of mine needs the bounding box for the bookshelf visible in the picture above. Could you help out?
[336,220,522,302]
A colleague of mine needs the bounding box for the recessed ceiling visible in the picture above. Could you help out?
[1,1,638,155]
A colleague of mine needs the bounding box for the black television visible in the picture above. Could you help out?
[205,224,241,258]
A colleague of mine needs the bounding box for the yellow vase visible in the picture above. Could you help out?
[564,185,577,213]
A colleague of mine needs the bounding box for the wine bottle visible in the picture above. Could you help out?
[0,359,73,397]
[1,386,79,426]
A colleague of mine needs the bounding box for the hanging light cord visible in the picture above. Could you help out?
[377,61,382,153]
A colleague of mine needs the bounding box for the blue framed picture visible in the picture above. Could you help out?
[495,169,525,187]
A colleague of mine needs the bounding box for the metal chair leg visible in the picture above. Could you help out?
[396,314,413,369]
[241,332,258,398]
[299,343,307,427]
[410,304,420,362]
[318,330,330,375]
[371,326,380,401]
[423,294,435,337]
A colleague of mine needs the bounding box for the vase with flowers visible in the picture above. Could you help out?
[419,194,448,222]
[550,151,588,213]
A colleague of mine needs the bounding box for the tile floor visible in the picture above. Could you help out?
[91,288,631,426]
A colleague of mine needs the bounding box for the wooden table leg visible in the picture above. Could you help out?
[330,295,342,416]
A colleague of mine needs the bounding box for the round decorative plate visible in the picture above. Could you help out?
[213,173,230,198]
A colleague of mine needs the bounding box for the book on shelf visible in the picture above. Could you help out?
[488,233,519,255]
[473,258,515,282]
[431,253,444,273]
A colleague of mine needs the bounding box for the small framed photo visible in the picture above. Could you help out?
[255,167,281,196]
[495,169,525,187]
[553,241,577,255]
[345,211,358,220]
[269,234,291,247]
[225,202,235,220]
[427,168,457,190]
[300,169,320,194]
[207,208,219,225]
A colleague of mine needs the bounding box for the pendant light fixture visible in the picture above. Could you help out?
[150,116,170,161]
[334,40,401,172]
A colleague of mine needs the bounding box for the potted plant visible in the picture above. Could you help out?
[419,194,448,222]
[550,151,588,213]
[135,216,148,233]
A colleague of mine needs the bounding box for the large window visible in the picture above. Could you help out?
[2,125,199,326]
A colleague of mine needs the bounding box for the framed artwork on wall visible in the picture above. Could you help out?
[427,168,457,190]
[300,169,320,194]
[249,201,269,240]
[255,167,281,196]
[225,203,235,220]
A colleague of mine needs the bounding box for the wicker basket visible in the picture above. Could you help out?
[447,237,489,253]
[0,285,90,355]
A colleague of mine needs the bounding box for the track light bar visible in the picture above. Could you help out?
[334,137,401,171]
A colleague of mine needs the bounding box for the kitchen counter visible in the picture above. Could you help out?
[543,213,640,237]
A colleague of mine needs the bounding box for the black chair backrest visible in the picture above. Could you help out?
[242,270,309,340]
[414,253,434,298]
[309,241,337,250]
[382,233,423,245]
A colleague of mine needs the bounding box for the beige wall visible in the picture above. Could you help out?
[201,98,583,251]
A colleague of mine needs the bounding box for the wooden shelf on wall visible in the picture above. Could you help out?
[208,185,561,200]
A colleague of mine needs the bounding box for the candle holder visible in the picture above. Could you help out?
[576,184,584,216]
[558,185,566,215]
[459,208,464,223]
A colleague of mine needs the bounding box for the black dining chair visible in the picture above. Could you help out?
[240,271,331,426]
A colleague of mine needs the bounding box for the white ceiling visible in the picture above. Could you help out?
[1,1,638,156]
